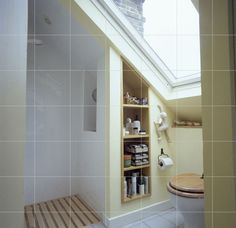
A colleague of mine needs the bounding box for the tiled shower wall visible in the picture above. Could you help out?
[25,32,105,215]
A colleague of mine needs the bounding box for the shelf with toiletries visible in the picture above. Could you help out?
[123,168,151,202]
[123,108,149,137]
[121,61,151,203]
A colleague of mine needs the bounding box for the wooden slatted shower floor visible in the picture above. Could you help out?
[24,194,101,228]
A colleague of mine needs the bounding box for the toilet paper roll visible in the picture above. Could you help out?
[158,157,173,170]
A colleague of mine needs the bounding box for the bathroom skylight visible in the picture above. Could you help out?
[112,0,201,86]
[143,0,201,80]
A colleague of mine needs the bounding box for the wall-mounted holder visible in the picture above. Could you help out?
[154,105,170,143]
[158,148,173,170]
[158,148,169,164]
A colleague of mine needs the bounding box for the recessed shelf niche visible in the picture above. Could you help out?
[121,61,151,203]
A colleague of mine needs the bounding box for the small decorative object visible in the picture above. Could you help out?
[124,92,139,104]
[139,97,148,105]
[173,120,202,127]
[124,92,130,103]
[193,122,201,126]
[125,118,132,133]
[138,130,146,135]
[186,121,193,126]
[154,105,170,142]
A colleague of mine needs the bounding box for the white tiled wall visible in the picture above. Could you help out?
[25,33,106,216]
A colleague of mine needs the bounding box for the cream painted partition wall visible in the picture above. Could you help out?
[107,47,176,220]
[0,0,27,227]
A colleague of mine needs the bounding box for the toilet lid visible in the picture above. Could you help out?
[169,173,204,193]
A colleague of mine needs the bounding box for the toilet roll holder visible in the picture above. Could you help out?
[158,148,169,167]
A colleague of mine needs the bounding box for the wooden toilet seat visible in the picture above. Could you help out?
[167,173,204,198]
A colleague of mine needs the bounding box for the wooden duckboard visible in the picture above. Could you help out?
[24,194,101,228]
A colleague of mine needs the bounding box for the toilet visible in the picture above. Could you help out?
[167,173,204,228]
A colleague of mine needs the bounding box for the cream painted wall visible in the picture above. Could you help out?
[200,0,236,227]
[175,128,203,175]
[107,47,203,219]
[0,0,27,227]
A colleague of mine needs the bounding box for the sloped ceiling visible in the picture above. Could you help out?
[29,0,202,121]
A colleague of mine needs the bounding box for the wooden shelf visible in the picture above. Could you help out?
[124,164,150,171]
[172,125,202,128]
[123,134,149,139]
[123,104,149,108]
[123,193,151,203]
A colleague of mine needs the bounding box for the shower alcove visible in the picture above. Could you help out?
[24,0,106,226]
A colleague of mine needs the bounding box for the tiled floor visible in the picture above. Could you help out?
[89,208,184,228]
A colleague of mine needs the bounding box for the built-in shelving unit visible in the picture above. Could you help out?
[121,61,151,203]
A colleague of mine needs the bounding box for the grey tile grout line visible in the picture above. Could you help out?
[3,69,236,72]
[33,0,36,226]
[2,175,236,178]
[175,0,178,226]
[69,1,72,227]
[211,1,214,227]
[3,33,236,36]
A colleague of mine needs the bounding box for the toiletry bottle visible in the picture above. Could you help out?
[144,176,149,194]
[131,176,137,195]
[139,177,145,195]
[133,115,141,132]
[128,178,132,196]
[126,118,132,134]
[124,179,127,198]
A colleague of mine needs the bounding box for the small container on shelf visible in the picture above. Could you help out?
[124,154,132,168]
[132,127,139,135]
[144,176,149,194]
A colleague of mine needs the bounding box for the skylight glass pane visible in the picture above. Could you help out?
[143,0,201,79]
[112,0,201,81]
